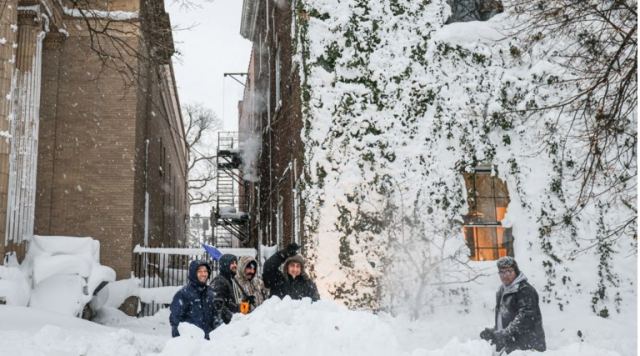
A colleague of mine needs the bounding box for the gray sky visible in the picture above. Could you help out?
[166,0,251,217]
[167,0,252,131]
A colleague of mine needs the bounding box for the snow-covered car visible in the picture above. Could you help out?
[0,235,116,319]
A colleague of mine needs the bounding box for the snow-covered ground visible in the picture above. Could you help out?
[0,296,634,356]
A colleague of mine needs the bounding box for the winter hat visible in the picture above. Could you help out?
[496,256,520,275]
[284,254,306,275]
[188,260,211,286]
[237,255,258,280]
[248,260,258,270]
[219,254,238,278]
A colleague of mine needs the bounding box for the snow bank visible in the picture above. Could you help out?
[0,306,166,356]
[1,235,117,316]
[154,298,630,356]
[157,297,407,356]
[0,264,30,306]
[0,298,632,356]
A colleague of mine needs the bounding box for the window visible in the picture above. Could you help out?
[463,167,513,261]
[445,0,504,24]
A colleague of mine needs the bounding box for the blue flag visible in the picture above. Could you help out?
[202,244,223,261]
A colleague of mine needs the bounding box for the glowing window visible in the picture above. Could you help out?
[463,168,514,261]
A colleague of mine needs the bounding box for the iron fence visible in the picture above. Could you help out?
[132,246,257,317]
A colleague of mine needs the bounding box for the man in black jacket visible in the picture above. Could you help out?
[210,254,238,324]
[480,256,546,354]
[263,243,320,301]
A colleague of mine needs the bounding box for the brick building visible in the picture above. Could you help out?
[239,0,304,250]
[0,0,188,279]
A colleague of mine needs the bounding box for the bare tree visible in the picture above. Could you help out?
[184,103,222,206]
[64,0,205,86]
[502,0,636,316]
[510,0,636,214]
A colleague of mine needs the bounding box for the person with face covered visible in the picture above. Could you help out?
[169,260,219,339]
[263,243,320,301]
[232,255,268,313]
[210,254,238,324]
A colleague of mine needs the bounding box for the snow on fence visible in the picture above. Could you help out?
[132,245,256,317]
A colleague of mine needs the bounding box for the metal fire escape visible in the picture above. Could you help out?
[211,132,249,247]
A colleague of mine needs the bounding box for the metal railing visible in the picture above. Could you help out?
[132,246,257,317]
[213,131,250,246]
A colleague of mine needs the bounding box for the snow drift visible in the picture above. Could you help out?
[155,297,630,356]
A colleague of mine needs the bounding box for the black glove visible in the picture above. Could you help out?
[493,330,508,345]
[221,306,233,324]
[480,327,495,341]
[245,295,257,306]
[281,243,300,258]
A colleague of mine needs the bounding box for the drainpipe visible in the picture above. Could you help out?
[144,138,149,246]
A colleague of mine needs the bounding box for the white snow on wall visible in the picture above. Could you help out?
[55,0,138,20]
[296,0,636,320]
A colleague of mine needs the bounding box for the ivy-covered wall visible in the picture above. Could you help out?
[294,0,636,318]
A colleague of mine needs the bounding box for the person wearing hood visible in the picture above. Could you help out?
[169,260,219,339]
[233,255,268,313]
[263,243,320,301]
[210,253,238,324]
[480,256,546,354]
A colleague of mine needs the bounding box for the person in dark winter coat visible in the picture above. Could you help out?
[210,254,238,324]
[480,256,546,354]
[263,243,320,301]
[169,260,219,339]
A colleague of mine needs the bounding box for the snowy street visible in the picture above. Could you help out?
[0,0,636,355]
[0,296,634,356]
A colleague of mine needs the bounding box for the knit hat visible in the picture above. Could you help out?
[284,254,305,275]
[496,256,520,275]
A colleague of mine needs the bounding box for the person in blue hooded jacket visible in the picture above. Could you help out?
[169,260,220,339]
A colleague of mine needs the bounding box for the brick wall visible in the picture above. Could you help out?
[33,3,187,278]
[35,19,141,278]
[0,0,18,261]
[240,1,304,250]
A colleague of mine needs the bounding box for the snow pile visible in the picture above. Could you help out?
[98,277,181,313]
[0,306,167,356]
[0,297,633,356]
[158,297,437,356]
[0,254,30,306]
[154,297,629,356]
[0,236,117,316]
